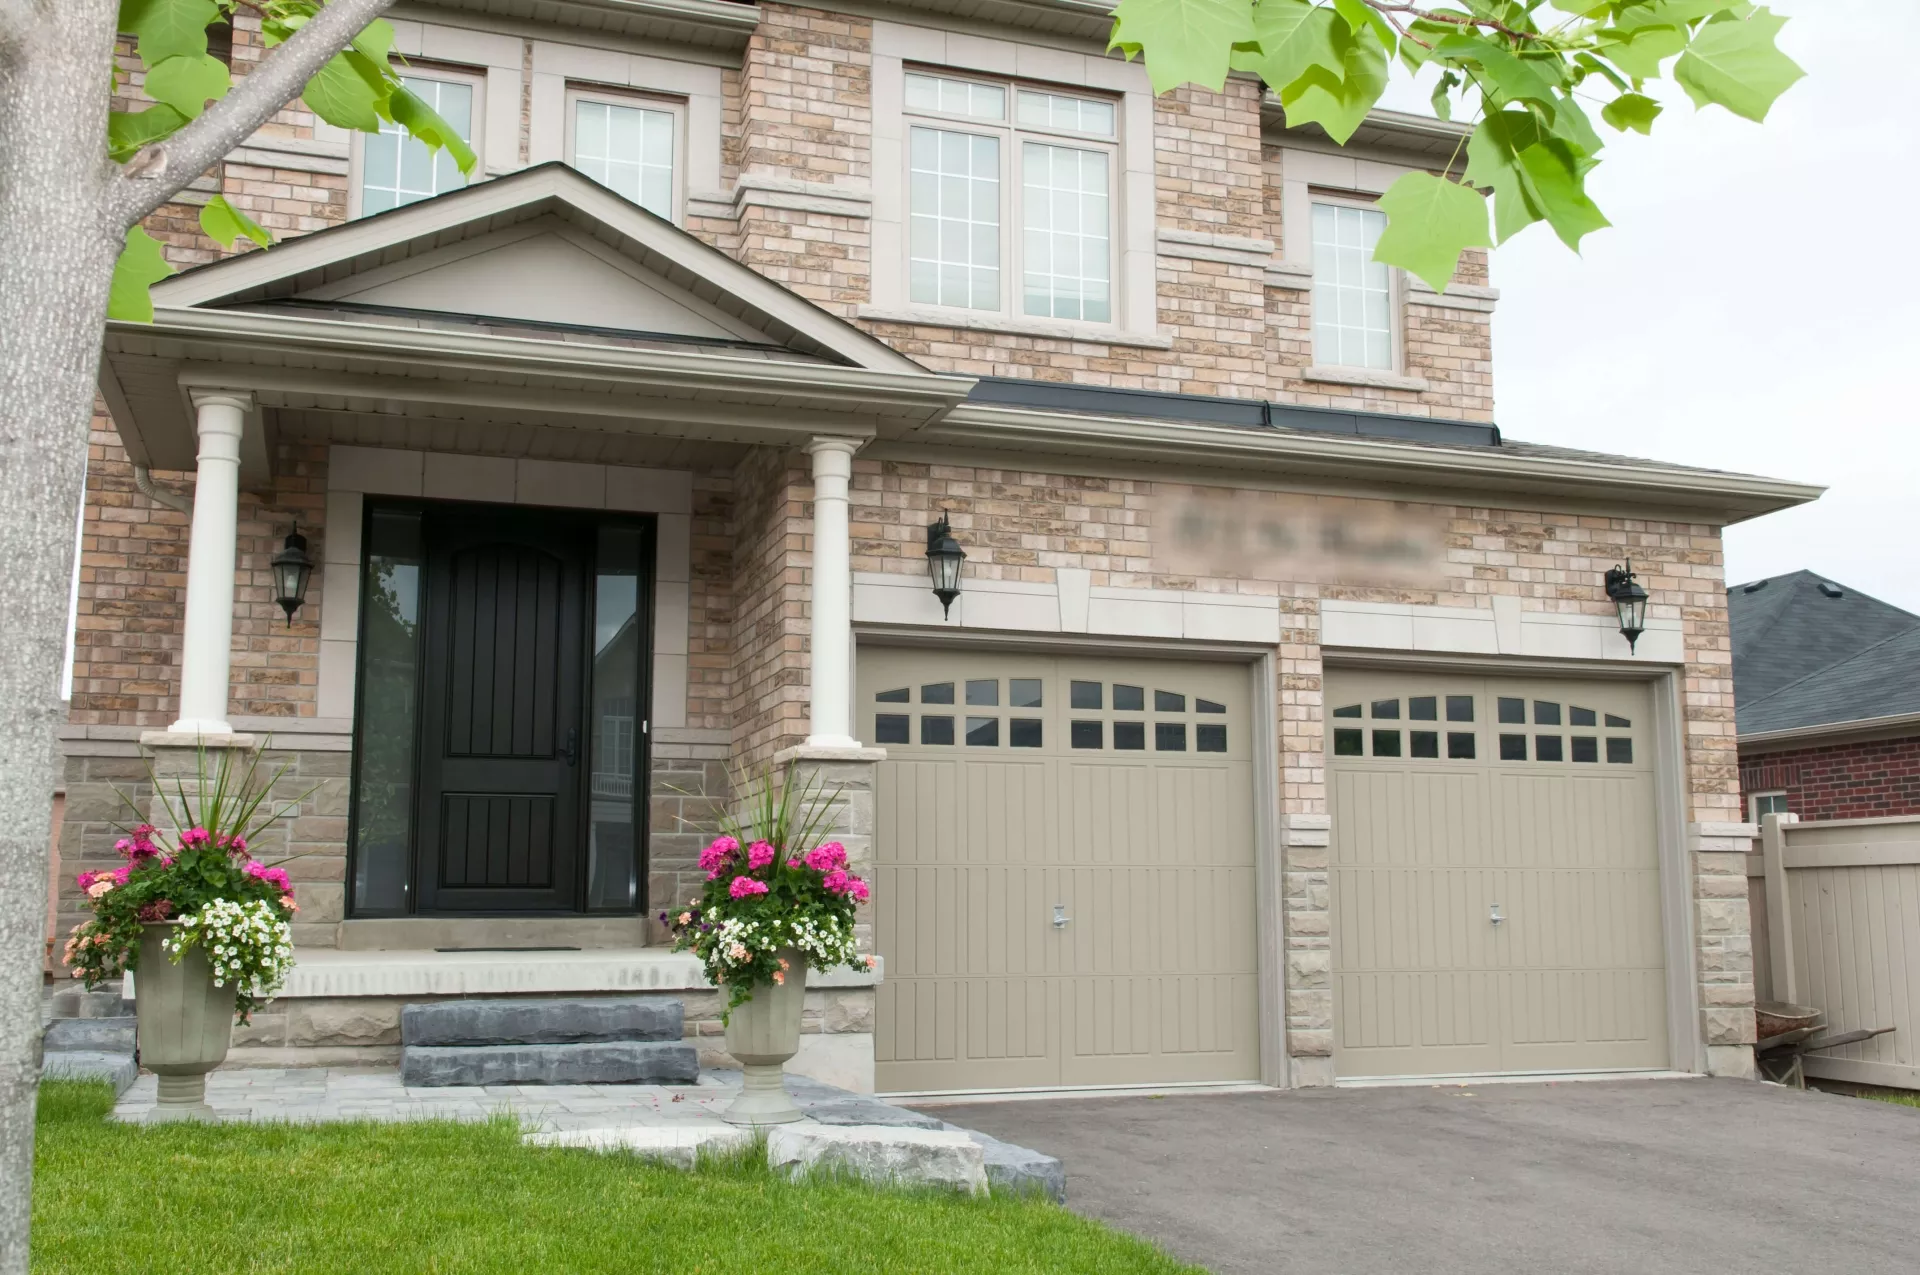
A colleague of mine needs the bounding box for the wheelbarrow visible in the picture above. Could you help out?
[1753,1000,1894,1088]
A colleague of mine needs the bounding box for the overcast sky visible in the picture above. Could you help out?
[1385,2,1919,612]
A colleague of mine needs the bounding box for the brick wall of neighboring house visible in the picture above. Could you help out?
[1741,737,1920,821]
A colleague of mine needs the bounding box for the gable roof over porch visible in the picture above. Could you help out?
[100,163,971,484]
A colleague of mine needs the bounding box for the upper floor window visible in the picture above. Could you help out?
[1311,200,1396,370]
[904,71,1116,324]
[568,87,682,222]
[358,70,478,216]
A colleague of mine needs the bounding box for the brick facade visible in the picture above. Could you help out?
[1741,737,1920,821]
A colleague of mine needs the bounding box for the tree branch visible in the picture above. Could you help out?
[1363,1,1542,45]
[106,0,400,229]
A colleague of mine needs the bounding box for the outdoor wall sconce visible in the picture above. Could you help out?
[925,516,966,619]
[271,525,314,627]
[1604,560,1649,653]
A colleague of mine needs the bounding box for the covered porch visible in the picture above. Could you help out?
[72,164,972,1086]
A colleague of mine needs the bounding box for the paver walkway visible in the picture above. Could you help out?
[111,1067,911,1133]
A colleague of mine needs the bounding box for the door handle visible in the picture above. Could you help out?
[1489,904,1505,926]
[1052,904,1071,930]
[563,726,579,767]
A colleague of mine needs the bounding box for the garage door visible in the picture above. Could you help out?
[1326,670,1669,1079]
[860,649,1261,1093]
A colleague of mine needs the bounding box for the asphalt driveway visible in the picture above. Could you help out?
[922,1079,1920,1274]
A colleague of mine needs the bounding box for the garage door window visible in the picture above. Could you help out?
[1493,698,1634,763]
[1333,695,1476,759]
[873,678,1053,749]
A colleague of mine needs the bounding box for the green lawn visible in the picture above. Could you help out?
[33,1082,1196,1275]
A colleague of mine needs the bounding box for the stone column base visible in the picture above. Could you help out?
[138,732,262,833]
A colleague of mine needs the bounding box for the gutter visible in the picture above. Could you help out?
[113,308,977,411]
[932,404,1824,521]
[1738,711,1920,752]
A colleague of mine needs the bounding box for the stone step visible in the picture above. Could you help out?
[401,997,684,1047]
[43,1017,136,1054]
[46,986,132,1020]
[401,1041,699,1087]
[42,1050,139,1095]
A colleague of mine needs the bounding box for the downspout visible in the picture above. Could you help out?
[132,464,193,515]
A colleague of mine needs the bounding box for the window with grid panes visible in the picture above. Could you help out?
[360,73,477,215]
[904,72,1116,323]
[1311,201,1395,370]
[569,91,681,221]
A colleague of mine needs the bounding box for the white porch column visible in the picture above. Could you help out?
[805,436,860,748]
[168,391,250,736]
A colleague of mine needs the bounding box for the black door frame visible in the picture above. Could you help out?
[344,496,656,918]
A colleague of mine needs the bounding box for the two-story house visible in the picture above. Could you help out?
[57,0,1819,1093]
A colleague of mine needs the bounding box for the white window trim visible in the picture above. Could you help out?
[563,84,689,224]
[527,43,723,223]
[1306,189,1407,378]
[346,61,487,221]
[1750,790,1790,822]
[899,71,1119,324]
[867,20,1158,341]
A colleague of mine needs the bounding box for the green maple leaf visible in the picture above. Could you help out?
[1434,32,1560,111]
[143,53,229,120]
[108,226,176,323]
[350,18,397,66]
[1465,110,1610,249]
[302,49,390,132]
[118,0,218,69]
[107,104,188,163]
[1109,0,1257,94]
[200,194,276,251]
[1674,6,1804,121]
[1601,92,1663,133]
[389,83,480,176]
[1598,23,1686,79]
[1278,18,1387,143]
[1373,172,1492,292]
[1331,0,1395,49]
[1243,0,1342,96]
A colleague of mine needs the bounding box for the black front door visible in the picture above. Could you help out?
[413,506,591,913]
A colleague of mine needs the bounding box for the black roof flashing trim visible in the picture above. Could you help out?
[963,377,1501,448]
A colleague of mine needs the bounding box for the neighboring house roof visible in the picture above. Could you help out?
[1730,571,1920,738]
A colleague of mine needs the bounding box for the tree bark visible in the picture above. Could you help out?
[0,4,123,1272]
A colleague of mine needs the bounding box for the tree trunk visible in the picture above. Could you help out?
[0,4,123,1270]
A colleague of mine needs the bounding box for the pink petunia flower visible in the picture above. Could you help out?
[821,868,850,895]
[179,827,211,848]
[747,840,775,870]
[849,876,870,903]
[729,875,770,900]
[786,857,803,870]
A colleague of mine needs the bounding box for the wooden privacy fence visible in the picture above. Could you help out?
[1748,813,1920,1090]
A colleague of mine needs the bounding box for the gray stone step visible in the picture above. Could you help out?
[43,1017,136,1054]
[46,986,132,1020]
[941,1122,1067,1203]
[401,997,683,1047]
[401,1041,699,1087]
[42,1050,139,1095]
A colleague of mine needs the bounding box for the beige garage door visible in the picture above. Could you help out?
[1327,670,1669,1079]
[860,649,1261,1093]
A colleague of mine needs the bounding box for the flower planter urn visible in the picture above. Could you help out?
[722,947,808,1126]
[135,922,236,1121]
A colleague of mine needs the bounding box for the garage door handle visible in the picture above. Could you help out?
[1489,904,1505,926]
[1053,905,1071,930]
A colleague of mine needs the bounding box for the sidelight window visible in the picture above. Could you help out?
[349,507,425,914]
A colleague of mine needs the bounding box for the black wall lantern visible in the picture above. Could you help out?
[1604,560,1649,653]
[271,525,314,627]
[925,516,966,619]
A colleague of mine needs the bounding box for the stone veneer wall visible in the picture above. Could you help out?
[228,985,875,1072]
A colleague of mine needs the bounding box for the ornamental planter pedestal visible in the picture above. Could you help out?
[722,948,808,1126]
[135,922,236,1121]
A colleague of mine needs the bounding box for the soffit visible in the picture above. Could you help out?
[392,0,761,51]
